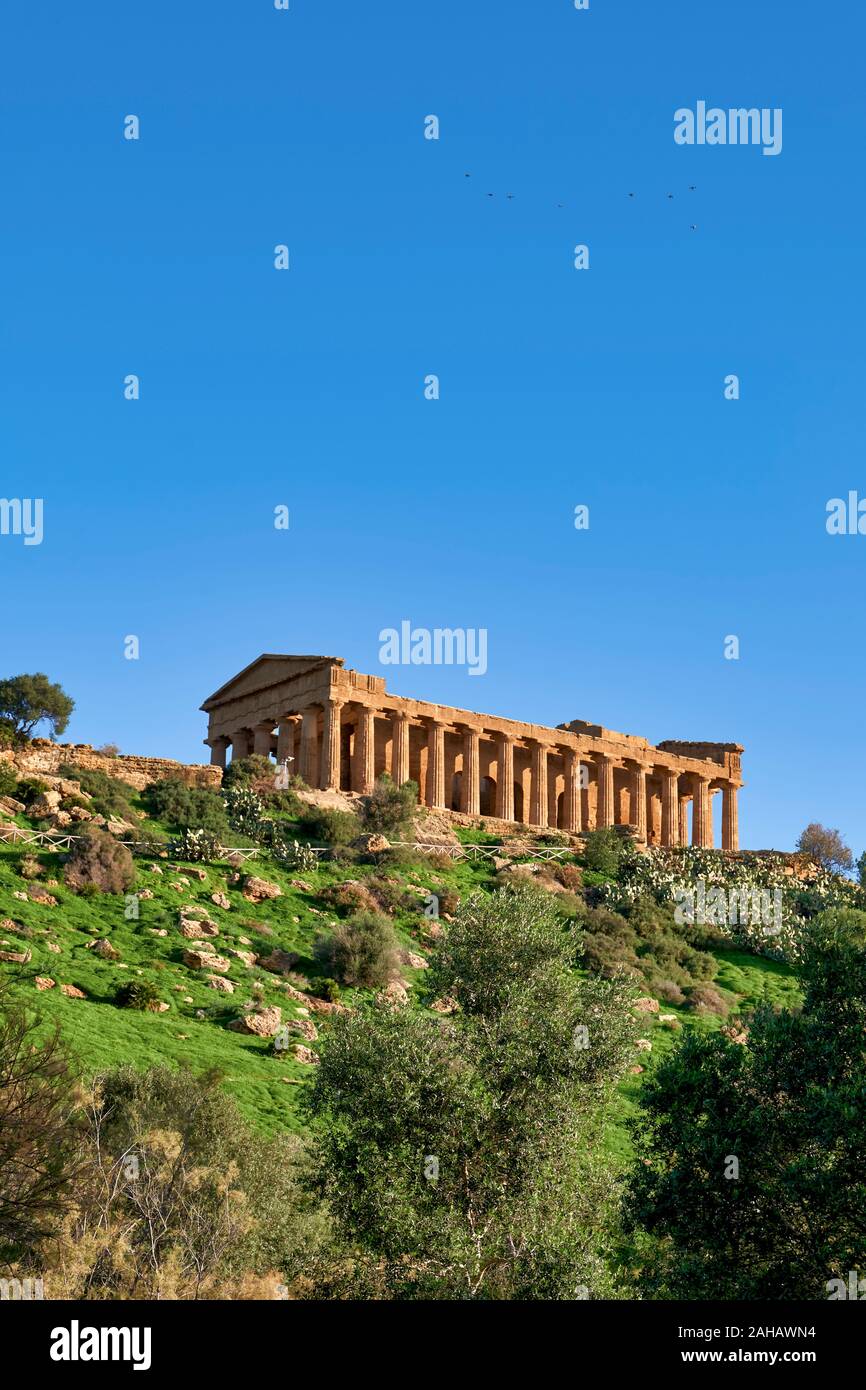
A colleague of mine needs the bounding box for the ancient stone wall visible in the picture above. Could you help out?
[0,741,221,791]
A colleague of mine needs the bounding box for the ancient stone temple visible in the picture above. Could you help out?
[201,654,743,848]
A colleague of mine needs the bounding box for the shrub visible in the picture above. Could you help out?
[15,777,50,808]
[57,764,138,823]
[63,827,135,895]
[142,778,228,836]
[173,827,221,862]
[96,744,120,758]
[271,838,319,872]
[311,977,342,1003]
[0,763,19,798]
[795,823,853,874]
[360,775,418,837]
[550,861,584,893]
[114,980,162,1012]
[224,787,266,838]
[19,854,44,880]
[299,806,361,846]
[323,880,380,916]
[686,984,729,1017]
[366,873,420,917]
[314,912,399,989]
[581,828,625,877]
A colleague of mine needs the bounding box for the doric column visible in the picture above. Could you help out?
[253,722,274,757]
[630,762,647,841]
[391,712,410,785]
[692,776,711,847]
[208,736,229,770]
[230,729,252,761]
[276,717,298,766]
[298,708,319,786]
[722,783,739,851]
[562,748,582,832]
[660,767,680,847]
[426,720,446,809]
[529,742,549,827]
[679,797,689,847]
[354,706,376,794]
[496,735,514,821]
[461,727,480,815]
[321,699,344,790]
[596,754,615,828]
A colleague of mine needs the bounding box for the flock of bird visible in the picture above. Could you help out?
[463,174,700,229]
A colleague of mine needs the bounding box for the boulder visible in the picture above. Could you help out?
[228,1006,283,1037]
[228,949,256,968]
[0,795,25,816]
[0,948,32,964]
[292,1044,320,1065]
[35,976,56,991]
[60,983,86,999]
[260,947,299,976]
[351,833,390,854]
[28,886,58,906]
[207,975,235,993]
[633,997,660,1015]
[378,980,409,1008]
[211,892,231,910]
[45,941,61,954]
[183,949,230,973]
[398,948,429,970]
[635,1038,653,1052]
[239,875,282,904]
[88,938,121,961]
[282,1017,319,1042]
[179,919,219,939]
[30,790,62,818]
[430,995,457,1014]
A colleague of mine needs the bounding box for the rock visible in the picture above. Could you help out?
[0,919,22,932]
[28,886,58,906]
[282,1018,318,1042]
[12,891,27,902]
[88,938,121,961]
[290,880,313,892]
[0,948,31,963]
[635,1038,653,1052]
[148,928,168,937]
[398,948,428,970]
[658,1013,679,1024]
[68,806,94,822]
[211,892,231,910]
[183,949,230,973]
[430,995,457,1014]
[149,864,164,875]
[292,1044,319,1065]
[260,947,299,975]
[45,941,61,954]
[228,1005,283,1037]
[0,795,25,815]
[378,980,408,1008]
[630,1065,645,1075]
[351,833,390,854]
[137,889,154,900]
[633,997,659,1014]
[170,880,189,893]
[60,983,86,999]
[240,875,282,904]
[179,919,219,939]
[30,789,63,817]
[207,975,235,993]
[35,976,55,991]
[106,818,137,837]
[238,936,251,945]
[52,810,73,828]
[172,865,207,882]
[229,949,256,968]
[156,1002,170,1012]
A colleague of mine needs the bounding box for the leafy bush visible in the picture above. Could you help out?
[271,838,319,872]
[58,764,138,823]
[142,778,228,836]
[581,828,626,877]
[323,880,380,917]
[224,787,266,839]
[63,827,135,895]
[686,984,729,1017]
[299,806,361,846]
[0,763,19,798]
[795,822,853,873]
[314,911,399,989]
[114,980,162,1012]
[360,776,418,837]
[311,977,342,1003]
[15,777,50,808]
[172,827,221,862]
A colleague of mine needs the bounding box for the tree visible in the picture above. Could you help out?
[622,908,866,1299]
[0,673,74,742]
[360,774,419,837]
[0,992,86,1262]
[306,885,635,1298]
[796,822,853,874]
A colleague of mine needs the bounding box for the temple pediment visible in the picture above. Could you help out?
[200,654,342,711]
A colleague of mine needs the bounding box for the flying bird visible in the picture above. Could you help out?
[690,224,698,230]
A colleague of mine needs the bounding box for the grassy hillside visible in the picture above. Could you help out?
[0,769,805,1157]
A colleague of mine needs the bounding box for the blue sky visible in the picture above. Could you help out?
[1,0,864,853]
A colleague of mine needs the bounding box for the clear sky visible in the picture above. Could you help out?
[1,1,864,853]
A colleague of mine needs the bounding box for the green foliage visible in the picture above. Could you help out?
[0,673,74,741]
[580,895,719,996]
[308,885,636,1298]
[360,775,418,837]
[58,764,138,823]
[63,827,135,895]
[114,979,162,1012]
[172,827,222,862]
[142,778,229,836]
[0,763,20,798]
[623,907,866,1299]
[224,787,266,838]
[581,828,626,877]
[315,911,398,989]
[14,778,49,808]
[299,806,360,847]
